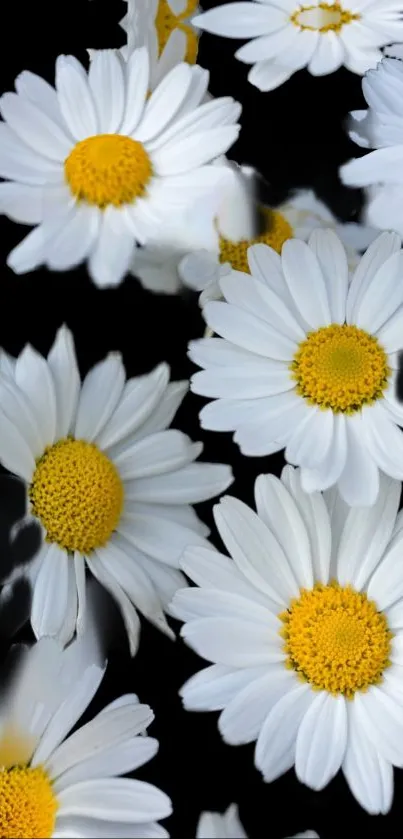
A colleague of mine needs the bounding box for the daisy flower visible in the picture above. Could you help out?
[189,228,403,506]
[0,48,240,288]
[341,55,403,236]
[131,159,376,299]
[196,805,318,838]
[192,0,403,91]
[121,0,202,89]
[172,467,403,814]
[0,325,232,653]
[0,633,172,838]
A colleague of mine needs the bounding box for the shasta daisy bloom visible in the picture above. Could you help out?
[192,0,403,92]
[189,228,403,507]
[172,467,403,815]
[196,805,317,838]
[341,56,403,236]
[0,636,172,838]
[0,325,232,653]
[121,0,201,89]
[0,48,240,288]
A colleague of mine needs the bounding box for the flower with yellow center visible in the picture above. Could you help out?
[120,0,201,89]
[192,0,403,91]
[0,325,232,653]
[189,228,403,507]
[0,48,240,287]
[173,467,403,815]
[0,631,172,839]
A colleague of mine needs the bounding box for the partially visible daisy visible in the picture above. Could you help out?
[0,634,172,838]
[121,0,201,89]
[341,55,403,236]
[189,229,403,506]
[172,467,403,814]
[196,805,318,838]
[192,0,403,92]
[0,325,232,653]
[0,48,240,287]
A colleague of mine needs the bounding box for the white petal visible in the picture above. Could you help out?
[47,325,80,439]
[0,91,71,161]
[88,209,135,288]
[204,301,296,360]
[181,616,283,667]
[255,684,314,782]
[54,816,168,839]
[113,429,202,479]
[0,375,43,458]
[118,511,210,567]
[125,461,232,505]
[219,667,296,744]
[54,737,158,795]
[88,51,125,134]
[46,204,100,272]
[342,699,394,815]
[180,664,268,711]
[214,496,299,606]
[281,465,331,584]
[15,345,57,448]
[179,545,277,610]
[295,693,348,790]
[57,778,172,823]
[308,31,344,74]
[86,554,141,656]
[307,228,348,323]
[353,686,403,767]
[120,48,149,136]
[354,250,403,334]
[193,3,280,37]
[172,587,273,625]
[347,231,402,325]
[74,354,125,442]
[0,400,36,480]
[152,125,240,176]
[248,60,293,91]
[362,403,403,481]
[56,55,98,140]
[97,365,171,452]
[219,271,305,341]
[366,531,403,611]
[281,238,331,328]
[134,63,192,144]
[336,415,379,506]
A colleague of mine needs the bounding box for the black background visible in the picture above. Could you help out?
[0,0,400,836]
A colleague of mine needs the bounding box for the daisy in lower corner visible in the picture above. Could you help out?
[189,228,403,506]
[192,0,403,91]
[196,804,318,838]
[172,467,403,815]
[0,325,232,653]
[0,47,240,288]
[0,634,172,838]
[120,0,201,89]
[132,159,376,299]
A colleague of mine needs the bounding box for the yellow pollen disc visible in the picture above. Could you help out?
[290,2,360,32]
[29,438,124,554]
[64,134,153,209]
[290,323,390,414]
[279,582,392,698]
[155,0,199,64]
[219,207,293,273]
[0,766,58,839]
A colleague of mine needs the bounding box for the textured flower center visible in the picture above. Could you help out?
[290,323,390,413]
[219,207,293,273]
[0,766,58,839]
[290,2,360,31]
[155,0,199,64]
[280,583,392,697]
[64,134,153,208]
[29,438,124,554]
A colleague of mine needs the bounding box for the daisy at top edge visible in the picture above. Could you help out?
[196,804,318,838]
[341,53,403,237]
[0,626,171,838]
[172,466,403,814]
[189,228,403,506]
[120,0,202,89]
[0,47,240,288]
[192,0,403,92]
[0,325,232,653]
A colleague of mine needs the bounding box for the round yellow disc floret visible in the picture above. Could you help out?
[290,323,390,413]
[64,134,153,209]
[30,438,124,554]
[219,207,293,273]
[0,766,58,839]
[280,582,392,698]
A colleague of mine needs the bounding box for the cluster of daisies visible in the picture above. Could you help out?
[2,0,403,836]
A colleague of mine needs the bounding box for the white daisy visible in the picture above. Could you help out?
[196,804,318,838]
[0,634,172,838]
[120,0,201,89]
[0,325,232,653]
[341,55,403,236]
[189,228,403,507]
[192,0,403,92]
[0,47,240,288]
[172,467,403,814]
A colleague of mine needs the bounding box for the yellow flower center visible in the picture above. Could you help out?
[290,2,360,31]
[0,766,58,839]
[219,207,293,273]
[64,134,153,209]
[29,438,124,554]
[290,323,390,414]
[280,582,392,698]
[155,0,199,64]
